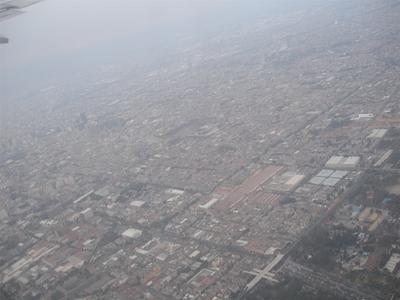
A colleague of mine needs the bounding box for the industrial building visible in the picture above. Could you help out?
[325,156,360,170]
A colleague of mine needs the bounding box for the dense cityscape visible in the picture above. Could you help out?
[2,0,400,299]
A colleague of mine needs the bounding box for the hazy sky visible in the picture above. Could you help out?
[0,0,316,97]
[1,0,231,66]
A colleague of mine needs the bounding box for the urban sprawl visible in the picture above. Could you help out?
[2,0,400,299]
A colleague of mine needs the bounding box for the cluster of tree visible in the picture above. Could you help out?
[0,280,20,300]
[346,269,400,298]
[295,226,356,270]
[245,278,346,300]
[350,171,399,207]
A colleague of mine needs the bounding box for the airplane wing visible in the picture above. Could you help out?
[0,0,44,43]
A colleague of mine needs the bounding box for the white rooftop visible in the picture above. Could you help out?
[130,200,145,207]
[367,129,388,139]
[122,228,142,239]
[325,155,360,169]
